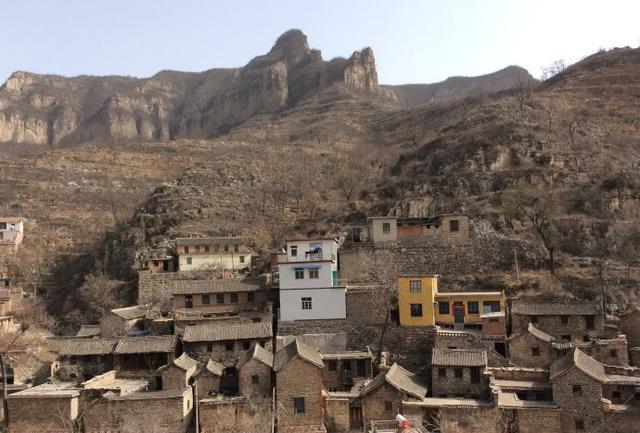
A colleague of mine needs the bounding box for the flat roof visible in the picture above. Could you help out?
[497,391,557,409]
[8,383,80,399]
[492,379,552,391]
[367,216,397,220]
[435,291,503,297]
[398,274,439,278]
[285,237,338,242]
[403,397,492,408]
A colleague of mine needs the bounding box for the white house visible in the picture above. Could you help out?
[175,237,253,272]
[278,237,346,321]
[0,218,24,247]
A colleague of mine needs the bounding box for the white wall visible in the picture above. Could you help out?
[279,263,335,290]
[179,253,252,271]
[280,288,346,321]
[369,218,397,243]
[285,239,337,261]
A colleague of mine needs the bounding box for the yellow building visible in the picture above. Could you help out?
[398,275,505,328]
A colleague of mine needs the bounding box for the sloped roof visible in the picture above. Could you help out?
[76,325,101,338]
[237,344,274,369]
[273,339,323,371]
[551,349,607,382]
[511,301,600,316]
[56,338,118,356]
[171,278,263,295]
[114,335,176,354]
[431,349,487,367]
[526,323,554,342]
[110,305,149,321]
[176,237,246,246]
[172,353,201,372]
[362,363,428,400]
[182,322,272,343]
[205,359,225,376]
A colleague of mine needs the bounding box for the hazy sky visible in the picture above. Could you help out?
[2,0,639,85]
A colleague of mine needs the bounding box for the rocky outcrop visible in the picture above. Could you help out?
[0,29,384,146]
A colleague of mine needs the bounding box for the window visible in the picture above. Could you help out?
[467,301,479,314]
[195,245,200,253]
[234,244,239,252]
[531,315,538,324]
[561,335,571,341]
[610,349,618,358]
[572,385,582,396]
[301,297,312,310]
[242,341,251,350]
[224,245,229,252]
[585,315,595,330]
[184,246,189,253]
[225,342,234,351]
[328,361,337,371]
[410,304,423,317]
[186,257,192,265]
[216,294,225,304]
[384,401,392,411]
[239,255,245,263]
[439,302,450,315]
[409,280,422,293]
[290,245,298,257]
[185,295,193,309]
[252,318,261,323]
[449,219,459,232]
[483,301,501,313]
[230,293,239,303]
[532,347,540,357]
[612,390,621,400]
[70,357,77,365]
[293,397,305,414]
[309,269,319,279]
[561,316,569,324]
[205,245,210,253]
[202,294,210,305]
[247,292,255,303]
[575,420,585,430]
[251,375,260,384]
[438,368,446,378]
[382,222,391,234]
[454,368,463,379]
[295,269,304,280]
[206,344,213,353]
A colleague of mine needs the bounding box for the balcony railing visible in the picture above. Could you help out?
[370,420,429,433]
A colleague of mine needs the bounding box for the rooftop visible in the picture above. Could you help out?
[362,363,428,400]
[435,291,503,297]
[511,300,600,316]
[274,339,324,371]
[75,325,101,338]
[497,391,557,409]
[322,350,371,361]
[114,335,176,354]
[54,338,118,356]
[82,372,148,395]
[175,237,246,246]
[237,344,274,369]
[432,349,488,367]
[171,352,201,372]
[110,305,150,321]
[551,349,640,385]
[403,397,492,408]
[105,388,188,401]
[0,218,23,224]
[492,379,552,391]
[8,382,80,399]
[183,322,272,343]
[171,278,264,295]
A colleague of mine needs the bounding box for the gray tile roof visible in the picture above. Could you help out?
[110,305,150,321]
[175,237,246,246]
[273,339,323,371]
[114,335,176,354]
[431,349,487,367]
[182,322,272,343]
[55,338,118,356]
[237,344,274,369]
[205,359,225,376]
[511,300,600,316]
[171,278,263,295]
[172,353,201,371]
[551,349,607,382]
[362,363,428,400]
[76,325,101,338]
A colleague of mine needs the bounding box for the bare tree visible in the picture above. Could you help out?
[515,75,532,110]
[334,152,367,203]
[78,273,125,317]
[541,59,567,81]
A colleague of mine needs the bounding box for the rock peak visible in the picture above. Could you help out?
[270,29,311,66]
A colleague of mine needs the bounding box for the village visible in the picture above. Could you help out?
[0,212,638,433]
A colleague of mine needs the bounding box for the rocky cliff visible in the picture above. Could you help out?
[0,29,383,146]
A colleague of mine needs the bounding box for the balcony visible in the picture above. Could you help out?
[370,420,429,433]
[277,251,336,263]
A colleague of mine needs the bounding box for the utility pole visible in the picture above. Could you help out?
[514,248,520,283]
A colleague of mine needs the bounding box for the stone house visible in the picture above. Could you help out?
[237,344,273,397]
[0,217,24,251]
[367,214,470,244]
[75,324,102,338]
[52,338,118,381]
[146,255,176,273]
[431,349,489,398]
[510,300,604,340]
[274,339,326,433]
[82,387,194,433]
[322,349,373,392]
[360,363,428,426]
[182,321,272,367]
[6,383,81,433]
[158,352,201,390]
[114,335,176,377]
[618,308,640,349]
[193,359,224,398]
[550,349,640,433]
[435,330,510,367]
[176,237,252,272]
[100,304,150,338]
[171,278,267,317]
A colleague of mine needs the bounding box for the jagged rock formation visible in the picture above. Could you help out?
[0,29,383,146]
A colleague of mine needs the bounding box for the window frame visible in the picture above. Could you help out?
[409,280,422,293]
[454,368,463,379]
[309,269,319,279]
[410,303,423,317]
[382,222,391,234]
[290,245,298,257]
[293,397,305,414]
[202,294,210,305]
[216,293,225,304]
[439,301,450,315]
[467,301,479,314]
[301,297,312,310]
[294,269,304,280]
[449,219,459,232]
[230,293,239,304]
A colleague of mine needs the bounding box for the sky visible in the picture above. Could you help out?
[2,0,640,85]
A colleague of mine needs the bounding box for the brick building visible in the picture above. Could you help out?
[114,335,177,377]
[274,339,326,433]
[361,363,428,426]
[176,237,252,272]
[510,300,604,340]
[100,304,150,338]
[171,278,267,317]
[322,349,373,392]
[193,359,224,398]
[158,352,201,390]
[237,344,273,397]
[182,322,273,366]
[52,338,118,381]
[431,349,489,398]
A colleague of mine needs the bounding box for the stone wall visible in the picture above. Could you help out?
[581,337,629,366]
[199,397,265,433]
[160,364,190,390]
[55,355,115,382]
[438,406,500,433]
[362,382,406,426]
[511,314,604,339]
[552,367,604,433]
[238,358,272,397]
[618,310,640,348]
[324,396,350,433]
[7,395,79,433]
[508,331,558,368]
[431,366,487,398]
[514,408,563,433]
[185,339,271,367]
